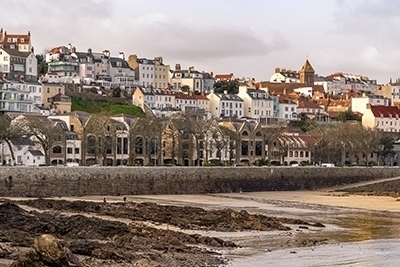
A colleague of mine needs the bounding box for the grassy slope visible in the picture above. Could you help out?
[71,96,145,117]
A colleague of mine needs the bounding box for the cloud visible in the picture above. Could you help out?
[333,0,400,41]
[116,15,290,62]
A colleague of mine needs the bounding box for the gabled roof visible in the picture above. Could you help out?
[10,137,35,146]
[215,73,234,79]
[299,59,315,73]
[193,94,209,100]
[258,82,324,95]
[246,89,272,100]
[3,33,30,45]
[215,93,243,101]
[27,150,44,157]
[298,100,322,109]
[109,57,132,69]
[370,105,400,118]
[1,48,31,57]
[175,93,197,100]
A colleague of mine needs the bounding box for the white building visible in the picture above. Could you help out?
[352,94,390,115]
[278,98,298,121]
[208,91,244,118]
[0,137,44,166]
[237,86,274,120]
[0,48,37,82]
[362,104,400,133]
[269,68,300,83]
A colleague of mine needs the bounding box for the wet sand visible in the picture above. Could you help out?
[4,188,400,266]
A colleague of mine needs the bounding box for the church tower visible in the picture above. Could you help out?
[299,59,315,85]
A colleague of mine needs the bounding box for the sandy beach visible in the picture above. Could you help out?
[3,183,400,266]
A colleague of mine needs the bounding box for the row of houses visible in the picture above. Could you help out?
[0,111,339,167]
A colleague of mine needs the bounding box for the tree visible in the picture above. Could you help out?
[130,115,163,166]
[379,135,396,166]
[337,110,361,122]
[36,54,48,76]
[17,115,63,165]
[260,122,288,165]
[0,115,23,165]
[213,80,239,94]
[84,113,123,166]
[181,85,190,93]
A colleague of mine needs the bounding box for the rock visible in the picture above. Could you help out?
[11,234,82,267]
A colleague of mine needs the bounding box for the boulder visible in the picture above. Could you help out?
[10,234,82,267]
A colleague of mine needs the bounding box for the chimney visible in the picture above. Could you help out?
[88,48,92,54]
[175,64,181,71]
[31,47,34,53]
[68,43,72,50]
[366,103,371,109]
[275,67,280,73]
[103,49,110,57]
[119,51,125,60]
[28,31,30,36]
[154,56,163,64]
[71,46,76,53]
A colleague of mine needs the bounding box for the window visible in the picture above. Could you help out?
[3,56,8,61]
[67,148,73,154]
[53,146,62,154]
[75,148,79,154]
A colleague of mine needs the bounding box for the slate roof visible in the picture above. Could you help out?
[28,150,44,157]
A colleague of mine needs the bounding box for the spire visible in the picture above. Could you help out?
[300,59,315,73]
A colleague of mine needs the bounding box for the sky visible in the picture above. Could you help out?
[2,0,400,84]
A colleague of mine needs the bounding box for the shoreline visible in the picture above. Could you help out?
[3,189,400,266]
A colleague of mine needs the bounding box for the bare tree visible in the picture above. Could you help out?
[84,113,123,166]
[260,122,288,165]
[0,115,23,165]
[17,115,63,165]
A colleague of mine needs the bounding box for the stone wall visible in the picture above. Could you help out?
[0,166,399,197]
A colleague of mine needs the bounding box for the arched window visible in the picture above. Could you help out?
[242,131,248,136]
[53,146,62,154]
[135,137,143,154]
[255,131,262,137]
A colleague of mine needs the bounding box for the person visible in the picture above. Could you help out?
[103,197,107,203]
[123,197,127,203]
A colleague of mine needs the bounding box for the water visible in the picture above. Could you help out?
[231,239,400,267]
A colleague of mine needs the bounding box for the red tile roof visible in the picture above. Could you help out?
[370,105,400,118]
[215,73,234,80]
[298,100,322,109]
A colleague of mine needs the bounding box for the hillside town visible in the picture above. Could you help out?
[1,28,400,167]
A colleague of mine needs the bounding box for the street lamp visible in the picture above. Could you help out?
[341,141,346,167]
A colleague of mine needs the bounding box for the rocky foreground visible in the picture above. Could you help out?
[0,199,325,267]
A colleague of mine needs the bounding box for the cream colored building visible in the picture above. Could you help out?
[237,85,274,120]
[41,82,65,109]
[154,57,169,89]
[362,104,400,132]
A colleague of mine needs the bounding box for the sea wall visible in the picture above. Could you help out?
[0,166,399,197]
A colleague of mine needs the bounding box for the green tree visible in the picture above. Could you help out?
[181,85,190,92]
[36,54,48,75]
[338,110,361,122]
[379,135,396,165]
[213,80,239,94]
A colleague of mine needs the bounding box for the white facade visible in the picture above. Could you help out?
[208,91,244,118]
[24,150,45,166]
[237,86,274,119]
[138,59,155,87]
[362,105,400,132]
[352,95,390,115]
[278,100,298,120]
[294,87,313,97]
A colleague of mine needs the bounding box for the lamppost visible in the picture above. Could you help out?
[341,141,346,167]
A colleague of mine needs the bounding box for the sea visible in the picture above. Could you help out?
[230,239,400,267]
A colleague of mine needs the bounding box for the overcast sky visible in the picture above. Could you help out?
[3,0,400,83]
